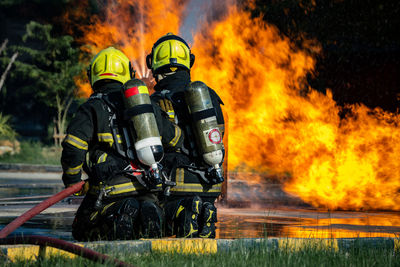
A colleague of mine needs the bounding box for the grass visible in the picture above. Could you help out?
[3,241,399,267]
[0,141,62,165]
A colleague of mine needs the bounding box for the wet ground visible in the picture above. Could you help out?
[1,171,400,240]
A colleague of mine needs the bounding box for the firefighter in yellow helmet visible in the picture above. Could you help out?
[61,47,183,241]
[147,34,225,238]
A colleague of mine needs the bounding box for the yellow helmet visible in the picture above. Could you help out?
[146,33,195,75]
[87,47,133,87]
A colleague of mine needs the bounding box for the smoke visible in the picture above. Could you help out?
[180,0,237,43]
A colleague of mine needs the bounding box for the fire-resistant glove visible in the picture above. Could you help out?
[67,181,90,196]
[159,99,175,122]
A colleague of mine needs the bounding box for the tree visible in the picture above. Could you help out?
[0,39,18,94]
[0,39,18,149]
[9,21,83,145]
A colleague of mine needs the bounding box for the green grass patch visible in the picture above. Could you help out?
[4,243,399,267]
[0,141,62,165]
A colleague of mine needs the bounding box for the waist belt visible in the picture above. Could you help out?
[169,168,222,195]
[89,176,162,198]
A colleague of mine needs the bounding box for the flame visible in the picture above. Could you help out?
[65,1,400,211]
[64,0,189,97]
[191,6,400,211]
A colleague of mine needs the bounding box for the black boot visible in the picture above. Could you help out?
[199,202,217,238]
[140,201,163,238]
[175,196,203,238]
[104,198,140,240]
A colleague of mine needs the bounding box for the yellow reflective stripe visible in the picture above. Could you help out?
[176,168,184,184]
[167,110,175,120]
[176,205,185,218]
[199,231,213,238]
[170,184,222,193]
[101,202,116,215]
[107,182,162,195]
[90,181,163,196]
[65,163,83,175]
[168,125,181,147]
[106,182,144,195]
[97,153,108,163]
[97,133,114,146]
[207,210,214,222]
[97,133,122,144]
[183,223,198,238]
[89,211,98,221]
[64,134,88,150]
[170,168,222,193]
[98,133,113,141]
[195,200,201,214]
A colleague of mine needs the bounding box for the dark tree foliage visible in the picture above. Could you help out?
[250,0,400,113]
[11,22,82,106]
[0,21,83,140]
[0,0,97,140]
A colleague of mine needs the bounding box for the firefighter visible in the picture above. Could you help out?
[146,33,225,238]
[61,47,183,241]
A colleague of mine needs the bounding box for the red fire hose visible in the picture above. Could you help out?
[0,181,85,238]
[0,181,136,266]
[0,235,135,267]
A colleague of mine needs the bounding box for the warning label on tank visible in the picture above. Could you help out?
[201,116,217,123]
[205,128,222,145]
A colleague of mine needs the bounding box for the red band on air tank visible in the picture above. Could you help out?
[124,86,139,98]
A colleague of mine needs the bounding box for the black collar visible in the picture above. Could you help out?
[154,71,191,93]
[93,81,123,94]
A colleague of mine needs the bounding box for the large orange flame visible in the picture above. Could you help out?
[64,0,189,96]
[191,6,400,211]
[66,1,400,211]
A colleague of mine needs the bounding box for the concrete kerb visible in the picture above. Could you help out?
[2,237,398,260]
[81,237,400,254]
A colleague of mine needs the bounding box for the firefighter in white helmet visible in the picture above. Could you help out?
[147,33,225,238]
[61,47,183,241]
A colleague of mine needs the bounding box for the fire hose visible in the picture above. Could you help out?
[0,181,85,238]
[0,235,135,267]
[0,181,135,267]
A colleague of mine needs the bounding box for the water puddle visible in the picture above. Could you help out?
[1,173,400,240]
[216,207,400,239]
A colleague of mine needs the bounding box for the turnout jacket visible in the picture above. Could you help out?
[151,71,225,199]
[61,82,183,189]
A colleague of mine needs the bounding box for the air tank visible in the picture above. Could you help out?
[122,79,163,184]
[185,81,224,183]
